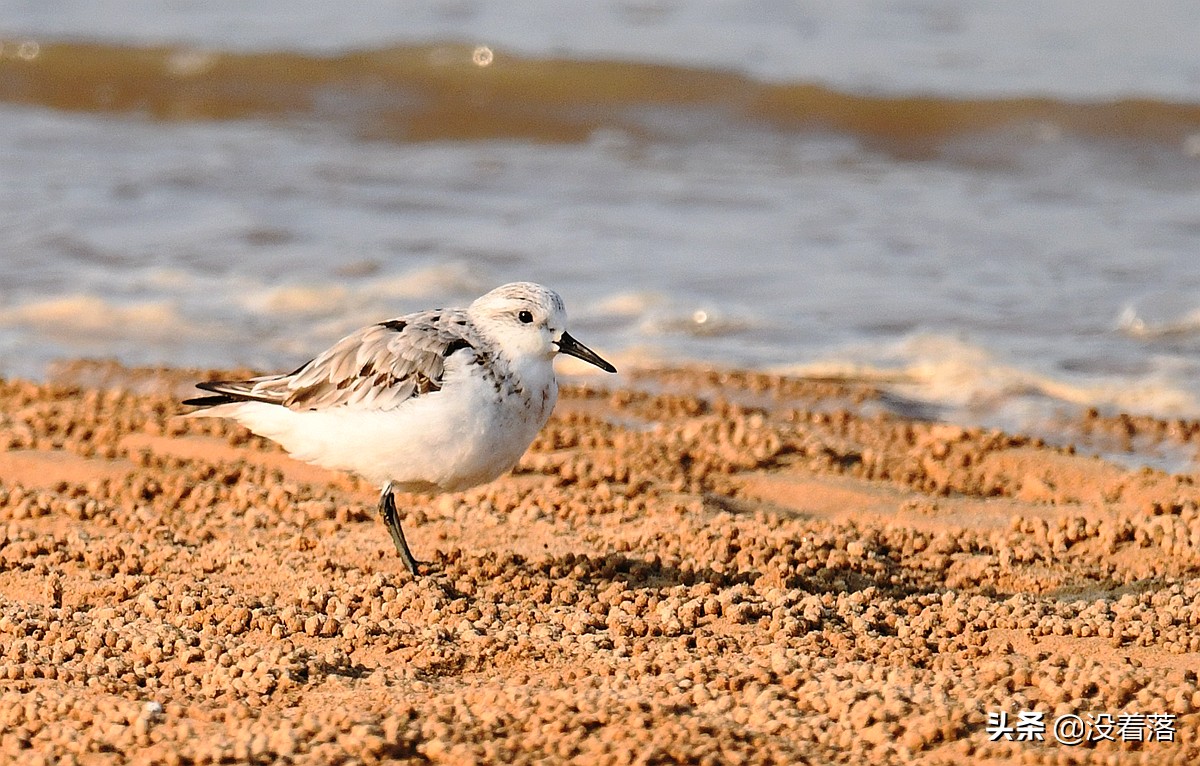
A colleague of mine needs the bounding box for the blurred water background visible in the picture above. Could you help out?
[1,1,1199,451]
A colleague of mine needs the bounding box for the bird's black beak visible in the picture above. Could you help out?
[555,331,617,373]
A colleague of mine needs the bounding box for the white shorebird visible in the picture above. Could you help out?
[183,282,616,575]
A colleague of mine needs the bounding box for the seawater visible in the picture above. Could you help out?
[0,4,1198,449]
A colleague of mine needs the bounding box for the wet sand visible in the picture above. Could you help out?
[1,361,1199,765]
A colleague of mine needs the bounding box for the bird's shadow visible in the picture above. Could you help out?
[532,551,761,591]
[391,547,963,605]
[416,549,763,595]
[516,550,973,602]
[396,549,757,598]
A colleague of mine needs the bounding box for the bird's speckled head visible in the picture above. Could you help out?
[468,282,615,373]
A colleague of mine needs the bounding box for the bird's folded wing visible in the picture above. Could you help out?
[191,311,476,411]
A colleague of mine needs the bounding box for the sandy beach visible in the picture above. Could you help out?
[1,361,1198,765]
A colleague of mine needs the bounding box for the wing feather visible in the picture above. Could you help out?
[185,309,478,412]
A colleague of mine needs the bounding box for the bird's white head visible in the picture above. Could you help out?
[468,282,616,373]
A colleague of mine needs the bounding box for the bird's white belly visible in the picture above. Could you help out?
[227,365,556,492]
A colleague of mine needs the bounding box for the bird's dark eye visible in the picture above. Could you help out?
[518,310,534,324]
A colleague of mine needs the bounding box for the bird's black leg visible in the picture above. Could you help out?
[378,481,422,576]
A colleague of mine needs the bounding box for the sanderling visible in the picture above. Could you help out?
[183,282,616,575]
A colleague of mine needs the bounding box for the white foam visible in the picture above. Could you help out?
[0,295,201,343]
[642,308,757,339]
[234,263,489,321]
[1118,303,1200,340]
[357,263,491,303]
[787,333,1200,427]
[589,291,666,318]
[240,283,351,317]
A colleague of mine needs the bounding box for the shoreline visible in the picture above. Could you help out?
[1,362,1198,763]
